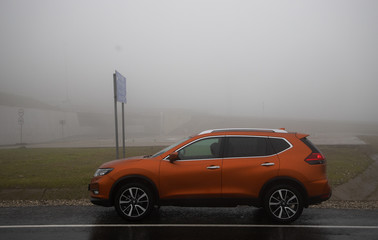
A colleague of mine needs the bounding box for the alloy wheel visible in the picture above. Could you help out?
[118,187,150,218]
[268,188,299,220]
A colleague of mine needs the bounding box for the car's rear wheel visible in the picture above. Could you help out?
[263,184,304,223]
[114,183,154,221]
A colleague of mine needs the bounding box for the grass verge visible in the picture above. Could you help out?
[0,146,163,200]
[318,144,372,186]
[0,137,377,200]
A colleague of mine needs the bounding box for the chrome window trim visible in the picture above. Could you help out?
[222,135,293,159]
[268,136,293,155]
[163,135,293,161]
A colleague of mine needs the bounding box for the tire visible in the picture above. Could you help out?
[114,183,154,221]
[263,184,304,223]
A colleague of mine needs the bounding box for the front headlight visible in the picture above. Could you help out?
[94,168,113,177]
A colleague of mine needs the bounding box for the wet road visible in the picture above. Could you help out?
[1,205,378,240]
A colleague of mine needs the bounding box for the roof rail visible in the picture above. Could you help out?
[199,128,288,135]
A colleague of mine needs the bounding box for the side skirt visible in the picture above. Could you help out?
[158,198,261,208]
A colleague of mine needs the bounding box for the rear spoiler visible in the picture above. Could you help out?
[295,133,309,139]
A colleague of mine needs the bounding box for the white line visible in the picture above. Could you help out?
[0,224,378,229]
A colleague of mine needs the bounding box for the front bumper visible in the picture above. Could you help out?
[88,180,113,207]
[90,197,113,207]
[88,174,113,200]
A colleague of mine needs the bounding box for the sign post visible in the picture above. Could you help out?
[113,70,127,159]
[18,109,24,144]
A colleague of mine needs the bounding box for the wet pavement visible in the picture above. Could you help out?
[1,205,378,240]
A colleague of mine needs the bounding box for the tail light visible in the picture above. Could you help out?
[305,152,325,165]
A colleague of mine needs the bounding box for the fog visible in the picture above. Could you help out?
[1,0,378,144]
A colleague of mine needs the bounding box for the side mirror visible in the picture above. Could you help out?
[168,152,179,163]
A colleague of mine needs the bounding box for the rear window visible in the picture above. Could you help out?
[301,137,321,153]
[269,138,291,154]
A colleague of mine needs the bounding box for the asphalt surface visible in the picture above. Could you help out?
[1,205,378,240]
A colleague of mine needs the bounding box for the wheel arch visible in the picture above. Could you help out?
[110,175,160,206]
[259,176,309,207]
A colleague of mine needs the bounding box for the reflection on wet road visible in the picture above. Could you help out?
[1,206,378,239]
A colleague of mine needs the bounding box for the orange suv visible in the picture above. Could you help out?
[89,128,331,223]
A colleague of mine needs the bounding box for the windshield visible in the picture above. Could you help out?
[151,137,190,158]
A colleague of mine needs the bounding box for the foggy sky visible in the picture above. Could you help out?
[1,0,378,122]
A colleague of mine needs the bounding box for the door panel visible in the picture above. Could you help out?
[222,155,279,198]
[159,159,222,199]
[222,136,280,198]
[159,137,223,199]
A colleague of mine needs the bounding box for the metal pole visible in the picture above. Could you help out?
[18,109,24,144]
[20,124,23,144]
[122,102,125,158]
[113,73,119,159]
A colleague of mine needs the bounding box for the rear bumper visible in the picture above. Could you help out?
[305,177,332,206]
[308,190,332,206]
[307,182,332,205]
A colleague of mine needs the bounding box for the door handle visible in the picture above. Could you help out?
[207,165,220,170]
[261,162,275,166]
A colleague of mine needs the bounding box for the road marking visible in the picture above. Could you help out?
[0,224,378,229]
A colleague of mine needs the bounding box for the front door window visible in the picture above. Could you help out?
[178,137,221,160]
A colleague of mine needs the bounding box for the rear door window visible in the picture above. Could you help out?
[224,137,272,157]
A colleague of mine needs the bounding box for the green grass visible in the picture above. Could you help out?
[0,146,164,190]
[318,145,373,186]
[0,136,377,200]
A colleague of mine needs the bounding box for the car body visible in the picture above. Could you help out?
[89,128,331,223]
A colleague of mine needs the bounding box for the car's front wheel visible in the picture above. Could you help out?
[114,183,154,221]
[263,184,304,223]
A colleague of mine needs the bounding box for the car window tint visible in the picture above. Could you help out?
[178,137,221,160]
[269,138,290,153]
[225,137,268,157]
[301,137,321,153]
